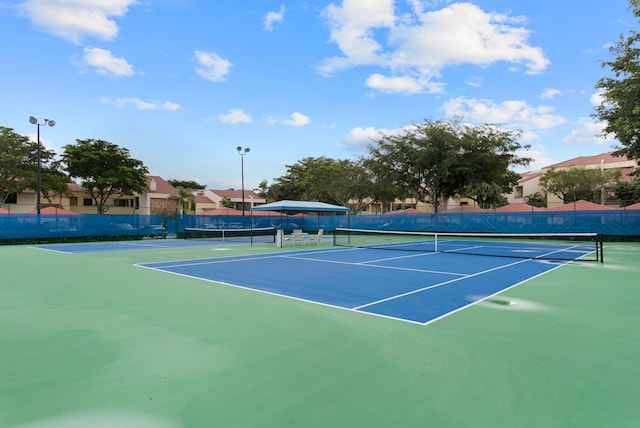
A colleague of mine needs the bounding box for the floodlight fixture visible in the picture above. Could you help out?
[236,146,250,215]
[29,116,56,215]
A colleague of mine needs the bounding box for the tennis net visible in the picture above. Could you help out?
[333,228,604,262]
[184,226,276,244]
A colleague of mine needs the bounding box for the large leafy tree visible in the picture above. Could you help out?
[0,126,67,205]
[266,157,376,211]
[167,179,205,189]
[61,139,149,214]
[466,182,510,209]
[614,178,640,205]
[594,0,640,160]
[364,120,531,212]
[540,167,621,203]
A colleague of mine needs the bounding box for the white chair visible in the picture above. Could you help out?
[291,230,305,246]
[309,229,324,245]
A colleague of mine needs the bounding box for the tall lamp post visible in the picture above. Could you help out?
[29,116,56,215]
[236,146,250,216]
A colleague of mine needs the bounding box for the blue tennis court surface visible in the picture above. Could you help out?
[31,238,261,253]
[137,247,575,324]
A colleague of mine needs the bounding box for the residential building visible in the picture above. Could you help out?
[3,175,179,215]
[508,152,638,208]
[193,189,266,214]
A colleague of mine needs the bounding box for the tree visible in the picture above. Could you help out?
[61,139,149,214]
[167,186,195,214]
[221,197,235,208]
[524,192,546,207]
[466,182,510,209]
[364,120,531,212]
[254,180,270,198]
[539,167,621,203]
[266,157,376,211]
[594,0,640,160]
[614,178,640,205]
[40,163,73,205]
[0,126,67,205]
[168,179,205,189]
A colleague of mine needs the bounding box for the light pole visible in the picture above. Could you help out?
[29,116,56,215]
[236,146,250,216]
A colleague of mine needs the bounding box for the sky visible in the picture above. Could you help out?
[0,0,635,191]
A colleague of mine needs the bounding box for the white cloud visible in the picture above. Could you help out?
[344,126,385,149]
[281,112,310,127]
[344,124,416,149]
[319,0,395,74]
[320,2,549,94]
[19,0,136,43]
[82,47,134,77]
[218,109,252,124]
[564,118,615,144]
[101,97,180,111]
[443,97,566,131]
[195,50,232,82]
[541,88,561,99]
[264,5,285,31]
[590,91,605,106]
[517,147,557,171]
[366,73,435,94]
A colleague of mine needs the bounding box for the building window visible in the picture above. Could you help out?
[114,199,132,207]
[69,197,78,206]
[83,198,92,206]
[514,186,524,199]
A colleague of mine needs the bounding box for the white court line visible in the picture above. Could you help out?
[134,247,570,326]
[280,253,467,277]
[353,258,532,310]
[117,242,174,248]
[29,245,76,254]
[358,251,439,264]
[137,247,354,269]
[534,244,588,259]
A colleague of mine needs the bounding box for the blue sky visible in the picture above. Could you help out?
[0,0,634,191]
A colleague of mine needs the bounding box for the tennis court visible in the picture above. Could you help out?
[31,227,276,253]
[137,242,594,324]
[2,235,639,427]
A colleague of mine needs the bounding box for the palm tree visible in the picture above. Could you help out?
[167,186,195,214]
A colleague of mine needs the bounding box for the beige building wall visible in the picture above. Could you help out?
[507,152,638,208]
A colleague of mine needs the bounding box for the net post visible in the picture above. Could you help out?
[599,234,604,263]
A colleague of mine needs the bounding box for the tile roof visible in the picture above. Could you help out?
[518,170,542,183]
[146,175,178,194]
[194,195,214,203]
[67,183,84,192]
[518,151,637,183]
[548,199,612,211]
[546,152,631,169]
[211,189,263,199]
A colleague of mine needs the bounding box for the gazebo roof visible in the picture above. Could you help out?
[251,200,349,213]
